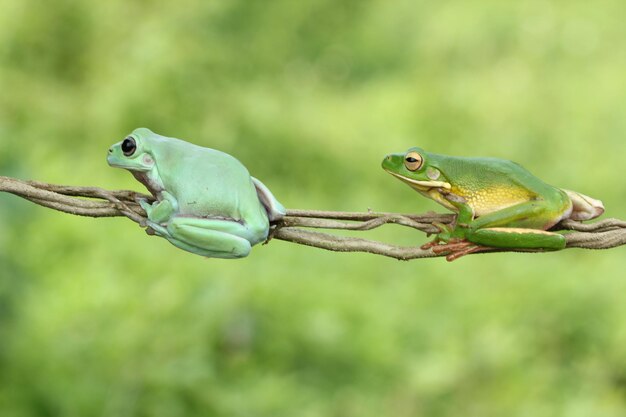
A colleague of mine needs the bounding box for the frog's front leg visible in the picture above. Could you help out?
[420,195,493,261]
[421,199,477,247]
[140,191,178,224]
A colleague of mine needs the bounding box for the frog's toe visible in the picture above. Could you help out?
[146,221,168,237]
[445,245,491,262]
[420,240,440,250]
[429,240,473,255]
[420,237,463,251]
[422,238,491,261]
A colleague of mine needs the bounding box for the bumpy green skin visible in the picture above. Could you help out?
[108,128,286,258]
[382,147,604,252]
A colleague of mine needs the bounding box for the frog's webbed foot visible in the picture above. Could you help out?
[422,238,490,262]
[421,238,466,255]
[434,241,491,262]
[421,237,446,250]
[444,244,491,262]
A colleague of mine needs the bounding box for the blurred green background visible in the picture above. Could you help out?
[1,0,625,416]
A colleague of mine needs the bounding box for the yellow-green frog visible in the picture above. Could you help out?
[382,148,604,261]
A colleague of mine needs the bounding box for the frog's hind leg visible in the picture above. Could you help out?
[164,233,251,259]
[465,193,571,250]
[470,227,566,250]
[164,217,257,258]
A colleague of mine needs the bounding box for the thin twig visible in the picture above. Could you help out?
[1,176,624,260]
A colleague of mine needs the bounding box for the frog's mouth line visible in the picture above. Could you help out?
[384,169,451,191]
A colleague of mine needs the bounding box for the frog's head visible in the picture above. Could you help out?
[381,147,451,192]
[107,128,157,172]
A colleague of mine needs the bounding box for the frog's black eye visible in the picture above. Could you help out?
[404,151,423,171]
[122,137,137,157]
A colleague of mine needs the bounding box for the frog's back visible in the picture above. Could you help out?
[432,153,566,216]
[150,136,265,220]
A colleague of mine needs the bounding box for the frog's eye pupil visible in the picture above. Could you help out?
[406,157,418,163]
[122,137,137,156]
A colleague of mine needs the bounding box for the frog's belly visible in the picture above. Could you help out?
[461,187,533,217]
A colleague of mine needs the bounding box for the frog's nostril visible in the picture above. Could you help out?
[386,155,391,161]
[108,148,113,154]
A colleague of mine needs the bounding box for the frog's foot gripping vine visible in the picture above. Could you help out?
[421,238,491,262]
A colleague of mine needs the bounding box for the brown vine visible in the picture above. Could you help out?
[1,176,624,261]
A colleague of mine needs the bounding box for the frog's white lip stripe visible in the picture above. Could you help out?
[384,169,451,190]
[107,159,151,172]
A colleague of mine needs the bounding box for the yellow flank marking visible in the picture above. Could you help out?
[452,185,533,216]
[485,227,556,236]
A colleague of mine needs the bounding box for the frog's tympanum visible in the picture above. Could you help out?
[108,128,285,258]
[382,148,604,261]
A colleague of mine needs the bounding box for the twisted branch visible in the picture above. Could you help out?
[1,176,624,260]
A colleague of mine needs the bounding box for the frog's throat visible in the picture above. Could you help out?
[132,171,163,197]
[384,170,452,191]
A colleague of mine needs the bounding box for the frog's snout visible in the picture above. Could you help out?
[381,154,393,170]
[107,146,119,167]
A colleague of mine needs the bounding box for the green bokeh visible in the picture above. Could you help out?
[1,1,625,416]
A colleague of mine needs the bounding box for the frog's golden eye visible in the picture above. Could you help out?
[122,137,137,157]
[404,151,423,171]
